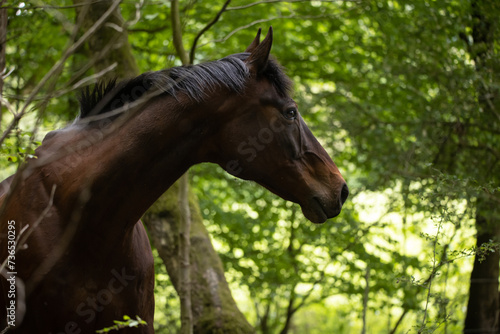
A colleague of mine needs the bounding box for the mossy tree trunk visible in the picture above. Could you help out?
[73,0,139,80]
[143,186,255,334]
[72,1,255,332]
[169,1,193,332]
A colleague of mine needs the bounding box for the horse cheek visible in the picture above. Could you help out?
[237,141,257,162]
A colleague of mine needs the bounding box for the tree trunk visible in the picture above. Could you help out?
[178,173,193,334]
[258,302,271,334]
[73,1,255,332]
[143,185,255,334]
[464,199,500,333]
[169,1,193,332]
[73,0,139,79]
[279,289,295,334]
[464,1,500,333]
[361,265,370,334]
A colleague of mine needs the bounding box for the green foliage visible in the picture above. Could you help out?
[0,129,39,163]
[151,248,181,333]
[95,315,147,333]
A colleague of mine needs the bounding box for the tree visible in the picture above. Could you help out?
[463,1,500,332]
[143,184,254,333]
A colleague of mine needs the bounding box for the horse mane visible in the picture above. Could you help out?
[78,53,293,119]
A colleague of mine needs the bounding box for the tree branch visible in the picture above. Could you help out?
[201,10,359,48]
[361,265,370,334]
[171,0,189,66]
[189,0,231,64]
[0,0,122,147]
[170,1,192,333]
[226,0,361,11]
[2,0,103,10]
[128,24,169,33]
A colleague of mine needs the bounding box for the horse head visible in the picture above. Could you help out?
[209,28,348,224]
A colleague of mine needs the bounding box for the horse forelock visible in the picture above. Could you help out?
[78,53,293,119]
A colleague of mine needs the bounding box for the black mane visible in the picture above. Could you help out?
[78,53,293,119]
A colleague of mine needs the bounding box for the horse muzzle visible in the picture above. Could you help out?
[301,182,349,224]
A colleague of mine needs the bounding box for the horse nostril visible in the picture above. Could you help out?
[340,183,349,205]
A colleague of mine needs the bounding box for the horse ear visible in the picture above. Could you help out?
[245,27,273,75]
[245,28,261,52]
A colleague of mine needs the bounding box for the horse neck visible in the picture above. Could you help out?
[45,94,220,235]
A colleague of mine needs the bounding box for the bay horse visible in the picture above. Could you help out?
[0,28,347,333]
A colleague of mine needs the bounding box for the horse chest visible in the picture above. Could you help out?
[22,262,150,333]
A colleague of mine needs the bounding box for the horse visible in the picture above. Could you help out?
[0,27,348,333]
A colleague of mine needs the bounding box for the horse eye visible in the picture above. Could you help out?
[283,108,297,120]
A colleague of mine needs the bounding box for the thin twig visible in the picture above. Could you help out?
[31,0,76,34]
[0,185,55,331]
[189,0,231,64]
[128,25,169,33]
[0,97,15,116]
[199,10,358,48]
[361,265,370,334]
[53,62,118,98]
[226,0,362,11]
[124,0,145,28]
[420,215,444,332]
[14,185,57,253]
[2,0,104,10]
[26,184,91,296]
